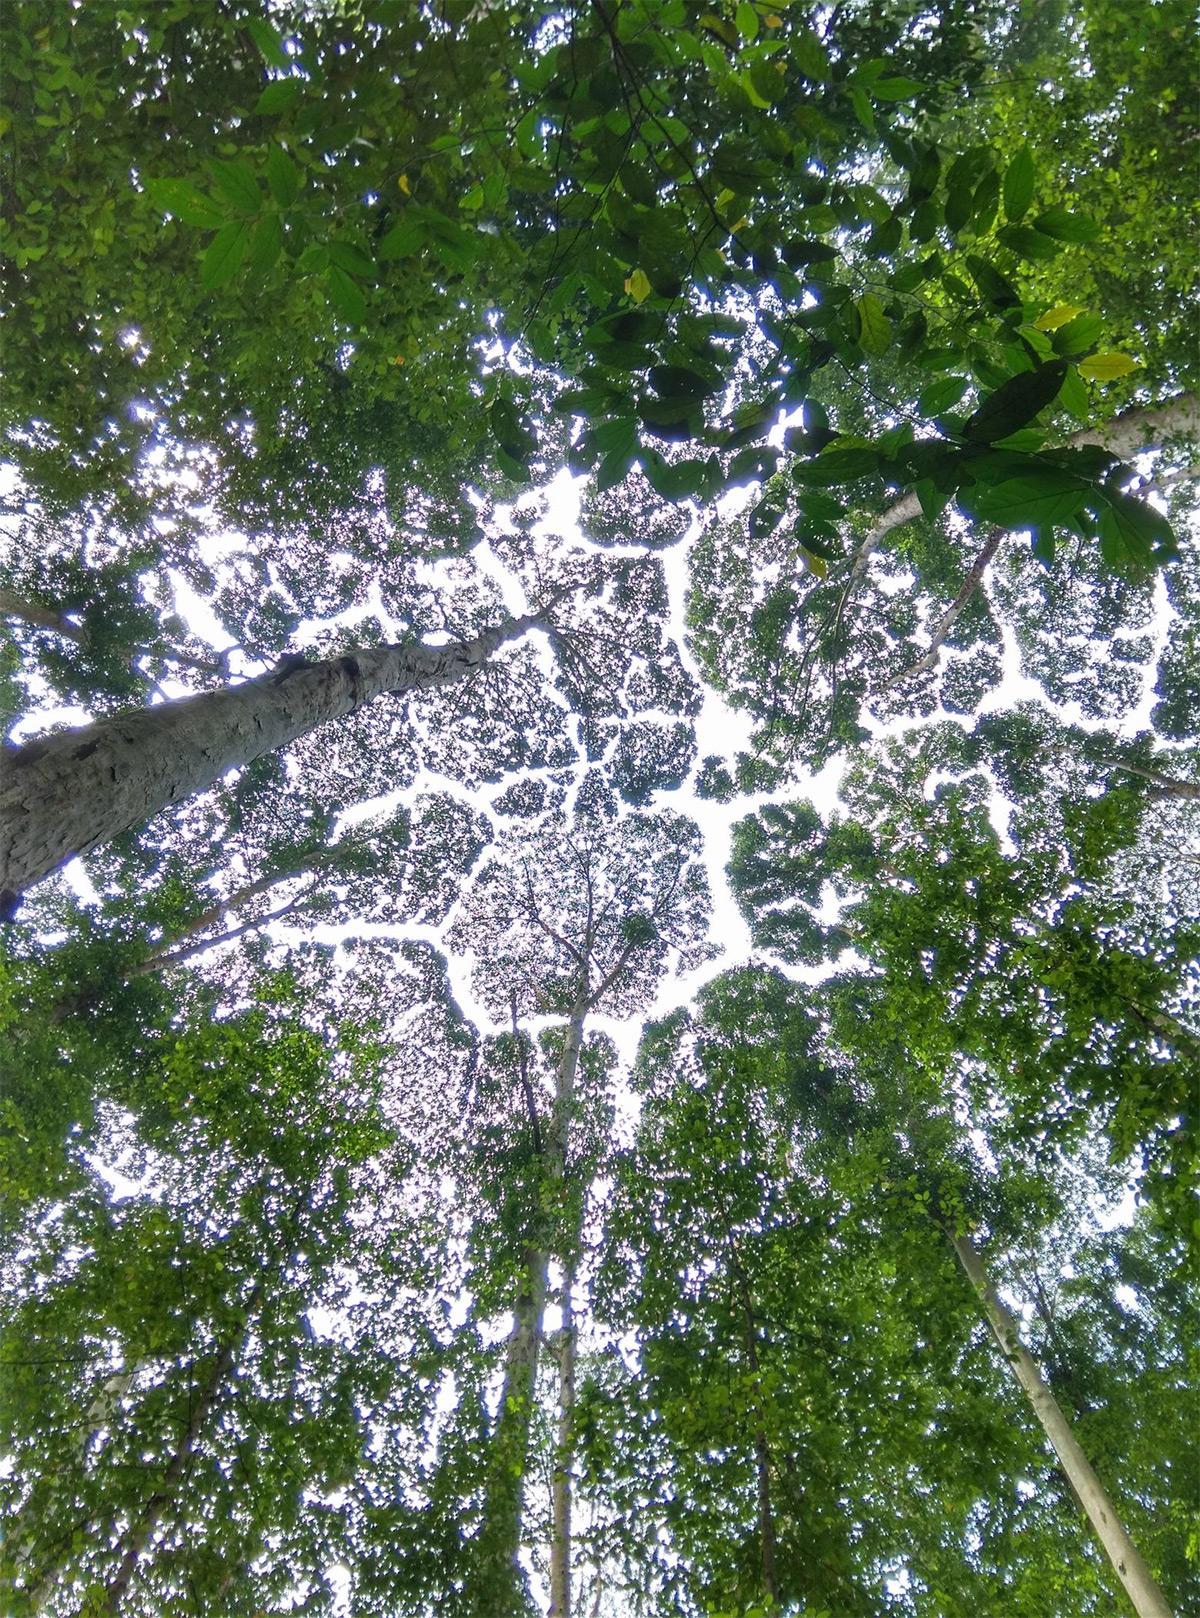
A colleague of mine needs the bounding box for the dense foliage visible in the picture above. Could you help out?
[1,1,1196,1615]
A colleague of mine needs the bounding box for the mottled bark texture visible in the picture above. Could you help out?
[0,615,537,912]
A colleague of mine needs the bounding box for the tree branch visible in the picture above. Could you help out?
[875,527,1004,693]
[847,391,1200,584]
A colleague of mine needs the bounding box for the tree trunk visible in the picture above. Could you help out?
[102,1305,256,1614]
[0,613,538,910]
[1101,757,1200,802]
[474,997,587,1610]
[0,588,224,675]
[951,1232,1174,1618]
[549,1257,578,1618]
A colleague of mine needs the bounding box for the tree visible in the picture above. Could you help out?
[2,2,1196,1616]
[445,801,710,1612]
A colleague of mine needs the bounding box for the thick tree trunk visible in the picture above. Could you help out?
[475,997,587,1610]
[549,1258,578,1618]
[951,1232,1173,1618]
[0,614,538,910]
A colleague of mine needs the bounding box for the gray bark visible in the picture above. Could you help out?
[952,1232,1173,1618]
[0,614,538,910]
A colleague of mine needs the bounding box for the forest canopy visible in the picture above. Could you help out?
[0,2,1197,1616]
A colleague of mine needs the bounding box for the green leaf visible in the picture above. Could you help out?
[378,218,424,260]
[856,293,891,357]
[246,17,289,68]
[1033,205,1100,243]
[328,240,375,279]
[596,448,633,492]
[792,447,879,485]
[735,2,759,41]
[747,60,785,106]
[962,362,1067,443]
[590,417,639,455]
[209,159,260,216]
[1058,365,1091,422]
[255,78,302,116]
[1050,312,1104,358]
[1098,490,1176,566]
[644,456,709,501]
[792,28,828,80]
[247,212,283,278]
[962,468,1088,531]
[1002,146,1035,223]
[1078,352,1140,381]
[873,75,924,100]
[325,266,366,325]
[145,178,224,229]
[998,224,1061,262]
[918,376,969,416]
[266,147,301,208]
[965,254,1020,311]
[200,221,250,289]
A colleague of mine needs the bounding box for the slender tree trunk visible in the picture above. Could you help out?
[549,1256,578,1618]
[724,1234,779,1606]
[0,588,225,676]
[951,1232,1174,1618]
[0,613,539,910]
[878,527,1004,693]
[475,997,588,1609]
[102,1302,257,1615]
[1101,758,1200,801]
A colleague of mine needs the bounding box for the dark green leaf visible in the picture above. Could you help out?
[247,212,283,278]
[200,221,250,288]
[962,362,1067,444]
[328,240,375,279]
[325,266,366,325]
[998,224,1062,262]
[1033,205,1100,243]
[1002,146,1035,223]
[1051,312,1104,358]
[378,218,424,261]
[266,148,301,208]
[246,18,289,67]
[918,376,970,416]
[961,468,1088,530]
[792,29,829,80]
[256,79,302,116]
[209,159,260,216]
[873,75,924,100]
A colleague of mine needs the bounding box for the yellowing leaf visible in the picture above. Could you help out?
[1078,352,1140,381]
[1034,303,1085,332]
[397,174,411,196]
[799,547,828,578]
[763,13,782,26]
[624,268,652,304]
